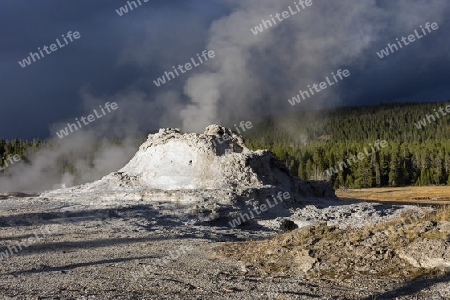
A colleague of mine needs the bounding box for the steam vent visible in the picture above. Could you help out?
[44,125,335,221]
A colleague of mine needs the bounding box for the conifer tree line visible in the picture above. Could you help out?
[0,139,45,169]
[244,102,450,189]
[2,102,450,189]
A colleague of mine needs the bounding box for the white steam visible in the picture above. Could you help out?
[179,0,448,130]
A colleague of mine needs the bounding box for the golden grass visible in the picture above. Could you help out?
[436,205,450,221]
[336,186,450,205]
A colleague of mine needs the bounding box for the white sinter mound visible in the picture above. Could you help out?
[43,125,335,222]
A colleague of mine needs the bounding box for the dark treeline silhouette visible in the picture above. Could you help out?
[244,101,450,189]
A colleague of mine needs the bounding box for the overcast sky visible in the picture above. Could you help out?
[1,0,450,139]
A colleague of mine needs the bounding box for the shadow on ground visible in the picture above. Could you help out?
[363,272,450,299]
[4,255,157,276]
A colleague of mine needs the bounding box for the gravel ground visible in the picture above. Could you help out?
[0,195,449,299]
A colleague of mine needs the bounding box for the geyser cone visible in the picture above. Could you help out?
[42,125,335,222]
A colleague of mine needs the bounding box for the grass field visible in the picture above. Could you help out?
[336,186,450,205]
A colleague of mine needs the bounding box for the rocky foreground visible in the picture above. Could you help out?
[0,195,449,299]
[0,126,449,299]
[218,208,450,284]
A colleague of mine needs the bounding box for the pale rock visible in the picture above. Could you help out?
[294,250,317,273]
[42,125,335,222]
[398,239,450,269]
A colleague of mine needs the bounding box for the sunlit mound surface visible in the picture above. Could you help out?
[42,125,335,221]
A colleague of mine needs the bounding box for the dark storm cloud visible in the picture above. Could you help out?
[341,12,450,107]
[1,0,450,139]
[0,0,226,139]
